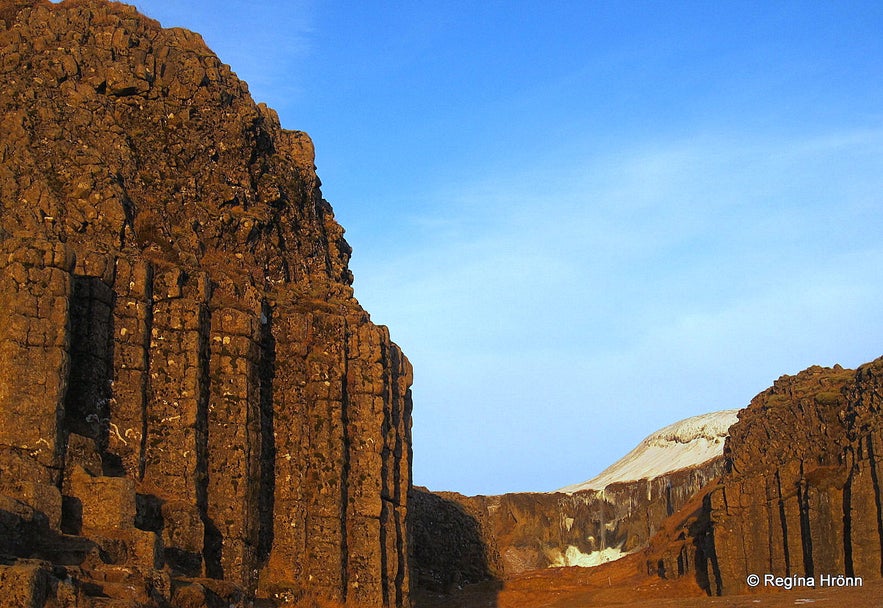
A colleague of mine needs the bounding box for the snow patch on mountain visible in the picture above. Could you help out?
[558,409,740,494]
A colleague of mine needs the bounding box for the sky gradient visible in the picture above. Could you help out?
[120,1,882,495]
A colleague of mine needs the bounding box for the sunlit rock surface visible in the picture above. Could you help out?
[648,359,883,595]
[0,1,412,605]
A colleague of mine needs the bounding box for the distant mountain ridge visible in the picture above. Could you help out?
[413,359,883,600]
[559,409,740,493]
[411,411,732,587]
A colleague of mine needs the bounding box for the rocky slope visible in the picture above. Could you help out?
[411,412,735,590]
[0,1,412,606]
[647,359,883,595]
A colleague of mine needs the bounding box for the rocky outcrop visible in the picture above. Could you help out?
[411,459,725,589]
[649,359,883,595]
[0,1,412,606]
[409,488,499,593]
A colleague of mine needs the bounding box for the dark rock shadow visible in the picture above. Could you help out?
[409,487,500,607]
[688,492,722,596]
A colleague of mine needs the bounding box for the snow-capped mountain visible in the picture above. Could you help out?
[558,410,740,494]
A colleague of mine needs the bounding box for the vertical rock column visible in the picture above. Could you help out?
[262,306,348,600]
[708,464,849,592]
[205,295,264,587]
[143,268,211,498]
[301,311,348,600]
[805,468,848,576]
[0,238,75,484]
[261,305,413,607]
[345,321,389,606]
[848,436,883,578]
[260,306,307,594]
[346,320,413,607]
[845,359,883,578]
[107,258,153,478]
[141,268,211,573]
[66,251,115,450]
[380,339,413,608]
[703,367,856,593]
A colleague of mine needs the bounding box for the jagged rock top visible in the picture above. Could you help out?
[0,0,353,302]
[724,364,854,476]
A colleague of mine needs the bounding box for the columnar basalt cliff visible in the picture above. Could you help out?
[648,359,883,595]
[0,1,412,606]
[411,456,725,590]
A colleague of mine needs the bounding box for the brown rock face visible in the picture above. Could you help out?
[0,1,412,606]
[648,359,883,595]
[411,460,724,590]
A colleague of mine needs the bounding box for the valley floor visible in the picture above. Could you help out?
[412,553,883,608]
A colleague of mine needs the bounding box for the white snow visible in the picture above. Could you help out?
[557,409,740,494]
[549,544,629,568]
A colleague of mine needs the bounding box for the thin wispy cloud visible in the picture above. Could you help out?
[101,2,883,495]
[133,1,316,107]
[350,127,883,492]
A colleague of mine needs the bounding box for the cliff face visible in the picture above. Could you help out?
[649,359,883,595]
[0,1,412,606]
[411,459,725,590]
[414,360,883,599]
[411,412,736,590]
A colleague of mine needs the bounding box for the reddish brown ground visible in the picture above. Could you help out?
[413,553,883,608]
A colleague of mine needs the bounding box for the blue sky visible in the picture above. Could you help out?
[125,1,883,495]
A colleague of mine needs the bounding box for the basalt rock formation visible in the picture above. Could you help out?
[411,452,725,591]
[415,360,883,600]
[0,1,412,606]
[648,359,883,595]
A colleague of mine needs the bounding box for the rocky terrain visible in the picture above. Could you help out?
[411,412,735,590]
[0,1,412,606]
[647,359,883,595]
[2,2,882,608]
[413,360,883,606]
[413,551,883,608]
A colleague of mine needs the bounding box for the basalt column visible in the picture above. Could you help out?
[106,258,154,479]
[205,292,266,588]
[0,0,415,605]
[258,304,413,607]
[648,361,883,596]
[65,252,116,452]
[705,366,854,594]
[0,238,74,485]
[141,268,212,575]
[844,359,883,579]
[345,319,413,607]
